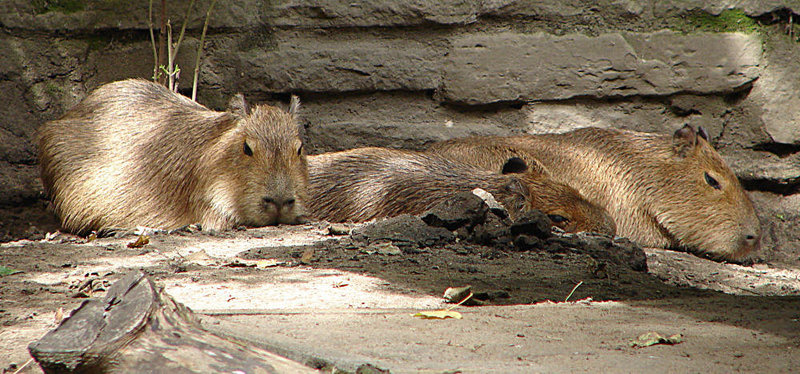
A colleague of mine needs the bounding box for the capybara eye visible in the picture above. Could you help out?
[297,144,303,156]
[243,141,253,156]
[704,172,721,190]
[548,214,569,223]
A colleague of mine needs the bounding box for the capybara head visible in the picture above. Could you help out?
[214,95,309,227]
[498,158,617,236]
[648,125,761,260]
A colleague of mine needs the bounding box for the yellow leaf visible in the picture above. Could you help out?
[412,310,463,319]
[630,332,684,348]
[127,235,149,248]
[256,259,283,268]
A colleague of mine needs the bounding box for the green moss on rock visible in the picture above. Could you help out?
[674,9,760,34]
[33,0,86,14]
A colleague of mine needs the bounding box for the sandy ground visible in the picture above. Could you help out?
[2,217,799,373]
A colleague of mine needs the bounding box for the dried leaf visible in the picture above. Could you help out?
[300,247,314,264]
[412,310,463,319]
[54,307,64,324]
[332,281,349,288]
[256,259,284,268]
[223,258,285,268]
[184,250,218,266]
[127,235,150,248]
[630,332,684,348]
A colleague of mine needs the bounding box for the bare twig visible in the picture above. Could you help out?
[11,358,33,374]
[564,281,583,302]
[148,0,158,81]
[157,0,166,85]
[446,291,474,311]
[170,0,196,69]
[192,0,218,101]
[167,20,177,91]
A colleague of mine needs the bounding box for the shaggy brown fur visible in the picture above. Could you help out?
[38,79,309,234]
[306,147,616,235]
[427,125,761,260]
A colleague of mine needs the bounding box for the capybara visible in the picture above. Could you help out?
[37,79,309,234]
[306,147,616,235]
[427,125,761,260]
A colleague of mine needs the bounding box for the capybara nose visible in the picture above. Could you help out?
[262,196,295,210]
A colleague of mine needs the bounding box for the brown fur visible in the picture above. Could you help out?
[306,147,616,235]
[427,126,761,260]
[37,79,309,234]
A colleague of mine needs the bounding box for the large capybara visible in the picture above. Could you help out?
[306,147,616,235]
[37,79,309,235]
[427,125,761,260]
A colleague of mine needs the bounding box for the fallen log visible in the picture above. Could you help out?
[29,272,316,373]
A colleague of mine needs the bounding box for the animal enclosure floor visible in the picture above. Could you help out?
[1,223,799,373]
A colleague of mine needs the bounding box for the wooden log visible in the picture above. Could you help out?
[29,272,316,373]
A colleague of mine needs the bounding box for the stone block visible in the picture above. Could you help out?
[218,33,442,94]
[442,31,761,104]
[0,0,256,31]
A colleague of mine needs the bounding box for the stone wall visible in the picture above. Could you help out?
[1,0,799,262]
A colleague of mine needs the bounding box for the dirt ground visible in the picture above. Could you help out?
[1,203,800,373]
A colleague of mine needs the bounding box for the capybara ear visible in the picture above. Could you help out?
[501,157,528,175]
[672,124,698,157]
[289,95,300,118]
[698,126,709,141]
[227,93,250,117]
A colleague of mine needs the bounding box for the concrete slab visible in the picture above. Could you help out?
[202,300,799,373]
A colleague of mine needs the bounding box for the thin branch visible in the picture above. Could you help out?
[192,0,218,101]
[170,0,196,65]
[157,0,167,85]
[167,20,175,91]
[148,0,158,81]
